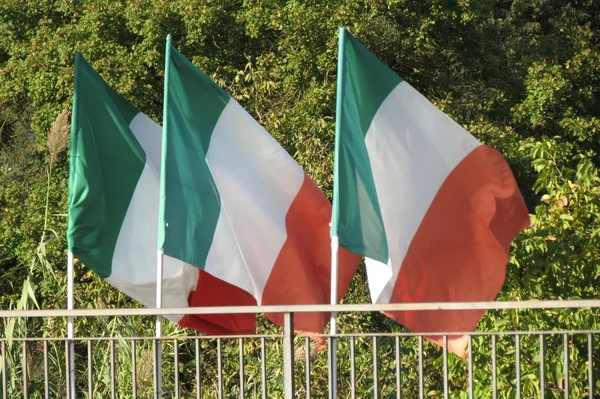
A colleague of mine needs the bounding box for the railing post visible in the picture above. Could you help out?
[283,312,295,399]
[64,341,70,399]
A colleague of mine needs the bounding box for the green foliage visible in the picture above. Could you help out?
[1,0,600,397]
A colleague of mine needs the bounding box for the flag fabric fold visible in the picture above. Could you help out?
[332,28,530,357]
[67,53,255,335]
[159,38,360,336]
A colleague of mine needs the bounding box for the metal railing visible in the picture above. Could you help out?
[1,300,599,399]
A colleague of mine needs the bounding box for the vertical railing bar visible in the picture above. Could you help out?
[443,335,448,399]
[350,336,356,399]
[195,338,201,399]
[88,341,93,399]
[174,339,180,399]
[418,336,424,399]
[588,333,593,399]
[23,341,28,399]
[328,337,333,399]
[373,336,378,399]
[564,334,569,399]
[261,337,267,399]
[65,341,69,399]
[152,338,159,399]
[131,340,137,399]
[539,334,545,399]
[515,334,521,399]
[396,336,401,399]
[217,338,223,399]
[282,312,295,399]
[468,335,473,399]
[44,340,49,399]
[1,341,7,399]
[239,337,244,399]
[111,339,116,399]
[492,335,497,399]
[305,336,311,399]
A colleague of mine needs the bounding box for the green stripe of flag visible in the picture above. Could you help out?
[158,37,230,269]
[332,27,402,263]
[67,52,144,277]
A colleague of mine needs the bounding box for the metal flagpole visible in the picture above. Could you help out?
[66,251,75,399]
[154,33,172,399]
[154,249,164,398]
[328,27,348,399]
[329,236,339,399]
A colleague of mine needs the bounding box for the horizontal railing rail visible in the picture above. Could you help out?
[1,299,600,318]
[1,301,599,399]
[3,329,600,343]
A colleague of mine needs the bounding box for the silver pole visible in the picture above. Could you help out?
[67,250,75,398]
[329,236,339,399]
[283,312,295,399]
[154,249,164,398]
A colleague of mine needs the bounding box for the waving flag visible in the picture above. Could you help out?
[332,28,530,357]
[159,38,359,335]
[67,53,255,334]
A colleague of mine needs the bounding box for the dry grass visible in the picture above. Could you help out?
[47,109,70,165]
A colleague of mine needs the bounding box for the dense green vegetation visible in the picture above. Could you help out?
[1,0,599,397]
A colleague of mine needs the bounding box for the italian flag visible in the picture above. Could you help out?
[159,39,359,335]
[67,53,256,334]
[332,28,530,357]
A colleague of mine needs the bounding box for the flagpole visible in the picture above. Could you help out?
[328,27,348,399]
[154,33,172,399]
[154,249,164,398]
[329,235,339,399]
[66,250,75,399]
